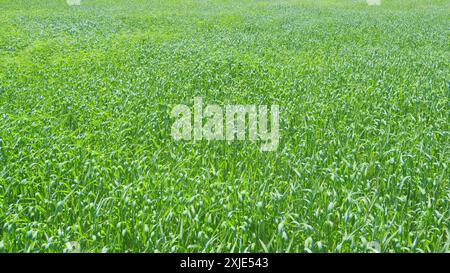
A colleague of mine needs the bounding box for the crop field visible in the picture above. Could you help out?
[0,0,449,253]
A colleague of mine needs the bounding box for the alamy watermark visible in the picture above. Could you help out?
[170,97,280,151]
[66,0,81,6]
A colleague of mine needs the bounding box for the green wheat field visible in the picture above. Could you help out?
[0,0,449,253]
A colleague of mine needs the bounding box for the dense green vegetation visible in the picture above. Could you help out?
[0,0,448,252]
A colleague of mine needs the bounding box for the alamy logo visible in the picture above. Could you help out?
[66,0,81,6]
[171,97,280,151]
